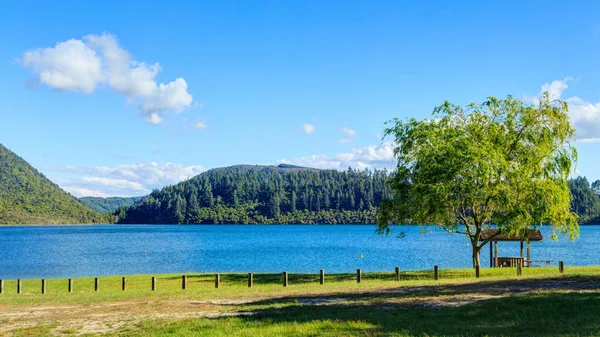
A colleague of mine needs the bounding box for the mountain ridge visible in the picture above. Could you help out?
[0,144,109,225]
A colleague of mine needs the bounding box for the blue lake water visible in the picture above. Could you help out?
[1,224,599,279]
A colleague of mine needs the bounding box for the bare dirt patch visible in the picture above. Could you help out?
[0,300,247,336]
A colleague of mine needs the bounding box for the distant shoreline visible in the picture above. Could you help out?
[2,222,600,227]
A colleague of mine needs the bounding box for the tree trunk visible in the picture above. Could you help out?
[472,245,481,269]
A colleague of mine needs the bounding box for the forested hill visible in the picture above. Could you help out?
[80,196,143,213]
[116,164,392,224]
[0,144,109,224]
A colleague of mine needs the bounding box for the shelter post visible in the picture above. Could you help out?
[527,242,531,267]
[489,241,493,268]
[494,241,498,268]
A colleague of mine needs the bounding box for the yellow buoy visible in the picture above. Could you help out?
[360,253,363,259]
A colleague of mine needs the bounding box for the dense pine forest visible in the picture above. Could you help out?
[80,196,143,213]
[116,164,392,224]
[0,144,110,224]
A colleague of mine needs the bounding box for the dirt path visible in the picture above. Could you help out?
[1,277,597,336]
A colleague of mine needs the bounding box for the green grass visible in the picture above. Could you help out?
[2,267,600,336]
[122,291,600,336]
[0,266,595,307]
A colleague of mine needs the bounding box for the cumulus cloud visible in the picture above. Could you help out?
[44,162,206,197]
[531,77,600,142]
[277,142,395,171]
[144,113,163,125]
[301,123,315,134]
[22,38,102,93]
[21,33,193,124]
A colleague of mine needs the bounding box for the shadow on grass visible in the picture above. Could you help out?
[128,285,600,336]
[233,292,600,336]
[240,275,600,306]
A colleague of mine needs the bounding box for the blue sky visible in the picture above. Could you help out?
[1,0,600,197]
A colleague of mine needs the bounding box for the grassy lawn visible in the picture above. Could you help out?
[122,291,600,337]
[2,266,600,336]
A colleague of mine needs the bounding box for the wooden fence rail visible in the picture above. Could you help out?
[1,265,572,294]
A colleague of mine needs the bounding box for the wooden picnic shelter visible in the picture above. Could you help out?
[479,228,544,268]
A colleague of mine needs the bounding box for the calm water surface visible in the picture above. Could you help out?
[1,224,599,279]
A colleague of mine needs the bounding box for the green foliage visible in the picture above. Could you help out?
[79,196,143,213]
[117,164,391,224]
[0,144,110,225]
[569,176,600,224]
[379,93,578,267]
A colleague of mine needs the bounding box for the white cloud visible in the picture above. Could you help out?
[79,177,146,191]
[140,78,192,115]
[23,38,103,93]
[21,33,193,123]
[45,162,206,197]
[338,138,352,144]
[340,126,357,137]
[301,123,315,134]
[541,77,572,101]
[277,142,395,170]
[193,121,207,130]
[532,77,600,142]
[64,187,111,198]
[144,113,163,125]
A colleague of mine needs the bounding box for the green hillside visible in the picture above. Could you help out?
[80,196,143,213]
[116,164,392,224]
[0,144,110,225]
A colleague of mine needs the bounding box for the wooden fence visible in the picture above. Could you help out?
[0,261,566,295]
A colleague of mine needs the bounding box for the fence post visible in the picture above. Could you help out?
[559,261,564,274]
[152,277,156,291]
[434,265,439,280]
[182,275,187,290]
[68,279,73,293]
[248,273,253,288]
[283,272,288,287]
[357,269,362,283]
[395,267,400,281]
[215,274,220,289]
[42,279,47,294]
[122,277,127,291]
[517,263,522,276]
[95,278,99,292]
[17,279,22,294]
[320,269,325,285]
[0,279,3,294]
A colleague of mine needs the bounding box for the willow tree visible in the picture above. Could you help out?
[378,93,579,269]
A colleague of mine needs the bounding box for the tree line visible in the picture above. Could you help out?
[113,164,600,225]
[115,164,392,224]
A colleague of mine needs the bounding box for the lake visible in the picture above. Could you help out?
[1,224,599,279]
